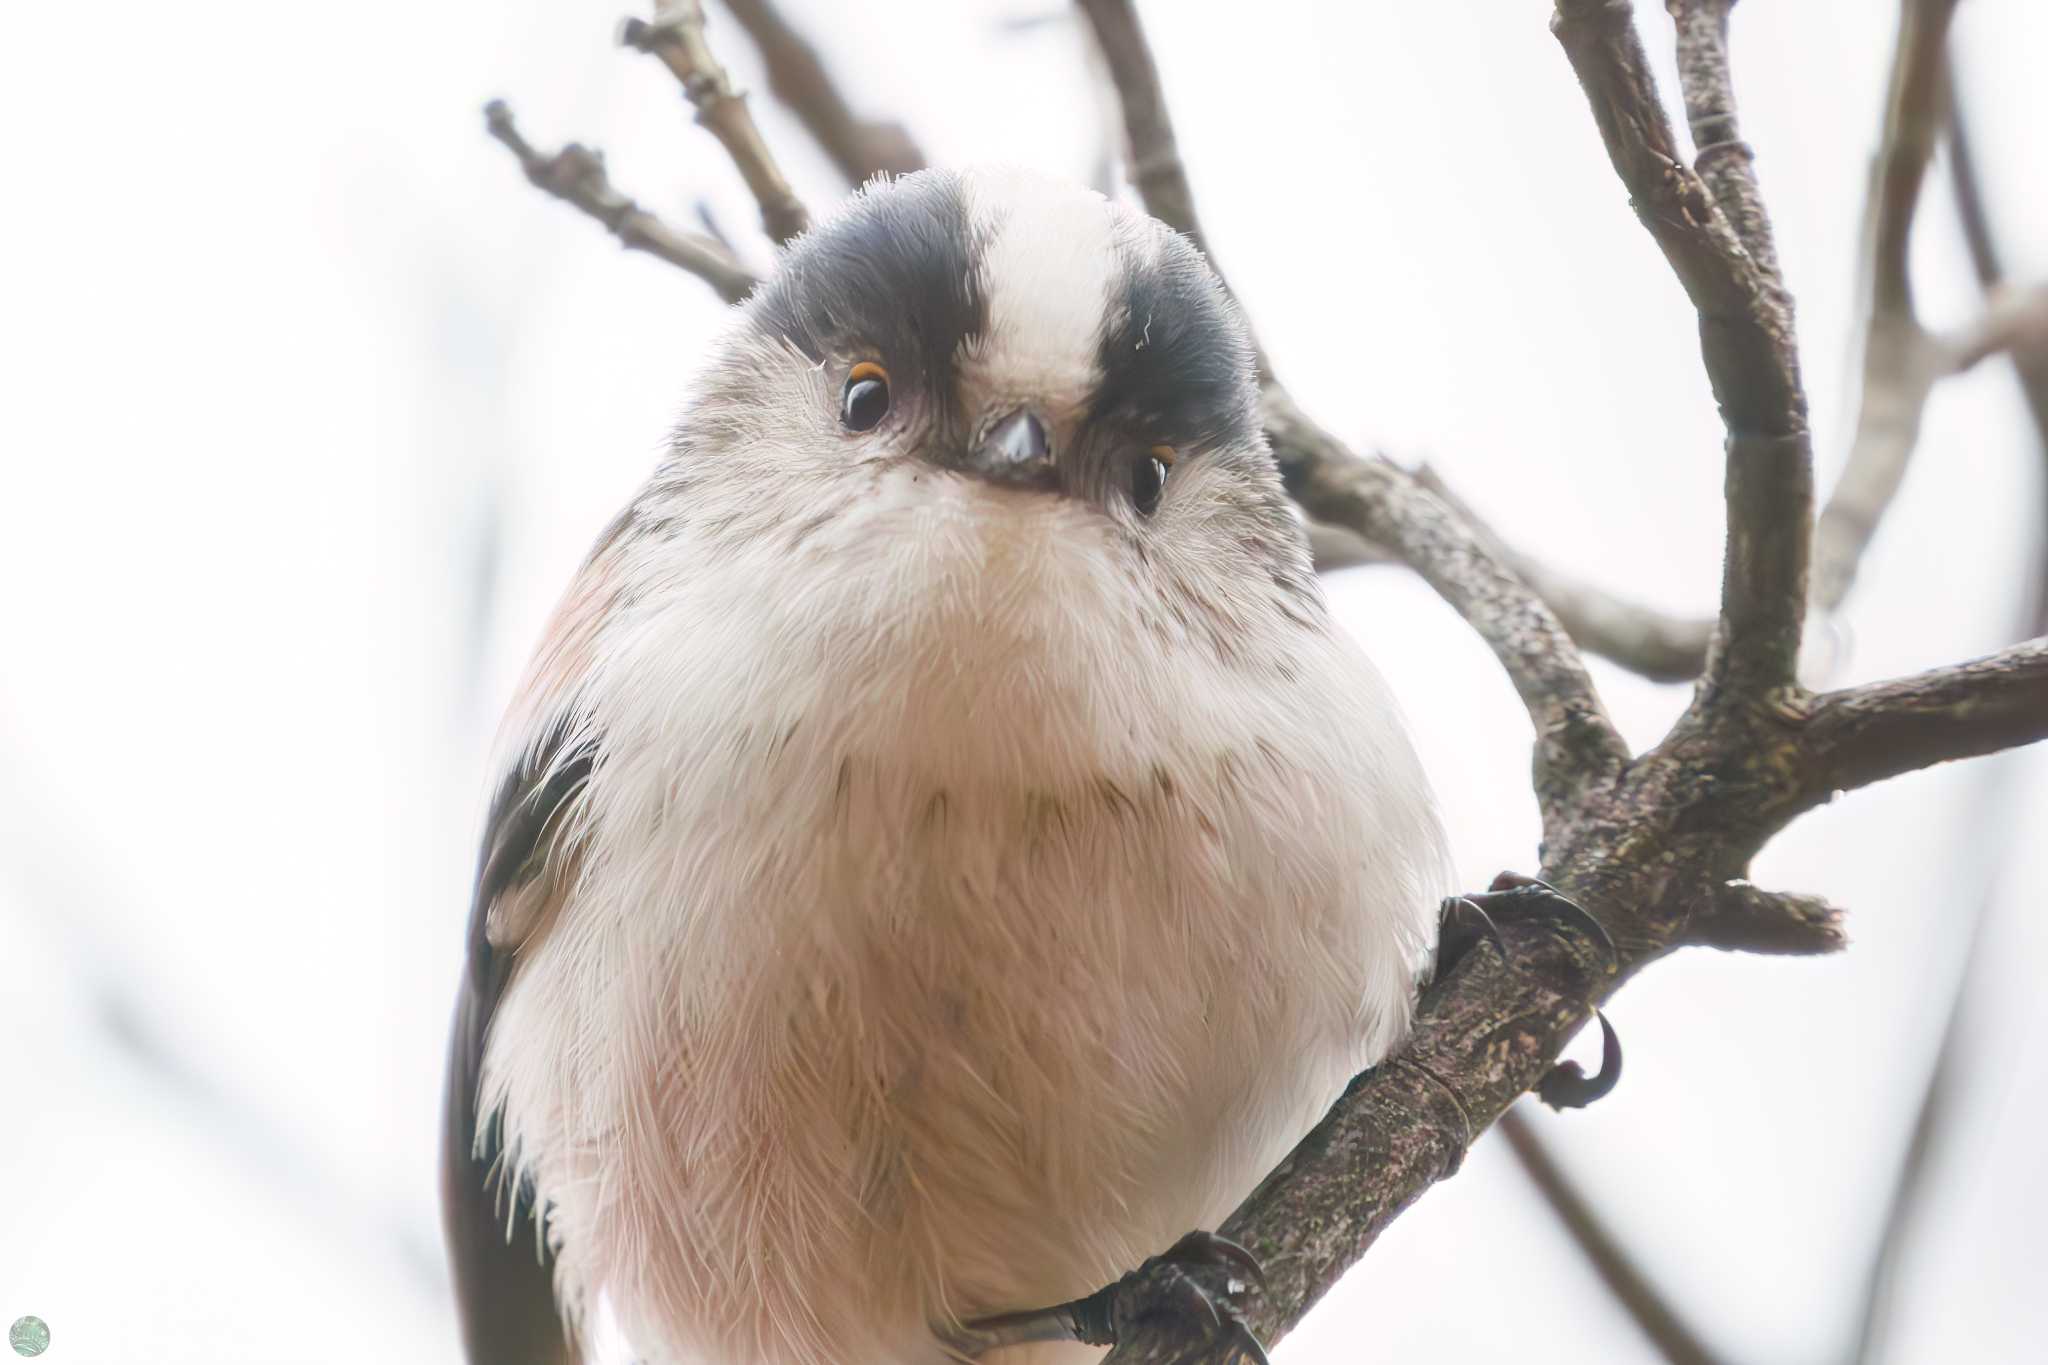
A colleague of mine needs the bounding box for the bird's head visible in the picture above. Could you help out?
[673,167,1310,599]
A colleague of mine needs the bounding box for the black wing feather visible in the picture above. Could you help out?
[440,725,596,1365]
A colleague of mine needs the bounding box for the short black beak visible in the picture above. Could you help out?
[967,409,1054,485]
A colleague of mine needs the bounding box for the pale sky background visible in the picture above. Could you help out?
[2,1,2044,1362]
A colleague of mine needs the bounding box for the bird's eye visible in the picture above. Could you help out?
[1132,445,1175,516]
[841,361,891,432]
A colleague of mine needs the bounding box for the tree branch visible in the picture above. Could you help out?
[1411,466,1715,684]
[483,100,761,303]
[1073,0,1211,257]
[716,0,926,184]
[1810,0,1958,612]
[1552,0,1811,702]
[1498,1107,1727,1365]
[623,0,812,243]
[1947,79,2048,616]
[1687,881,1849,956]
[1803,3,2048,619]
[1865,0,1956,325]
[1670,0,1784,289]
[1144,917,1620,1364]
[1513,564,1712,684]
[1311,506,1713,684]
[1798,637,2048,802]
[1075,0,1278,379]
[1847,153,2048,1343]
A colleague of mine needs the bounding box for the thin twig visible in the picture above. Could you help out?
[1807,4,2048,614]
[1498,1107,1727,1365]
[483,101,761,304]
[716,0,925,184]
[1847,908,1979,1365]
[1512,564,1712,684]
[1945,85,2000,293]
[1848,170,2048,1363]
[1411,466,1715,684]
[1940,284,2048,374]
[1847,510,2048,1365]
[1947,81,2048,613]
[1670,0,1784,289]
[1075,0,1272,376]
[1553,0,1812,702]
[1866,0,1957,325]
[1313,503,1714,684]
[1073,0,1210,255]
[623,0,812,243]
[1811,0,1962,612]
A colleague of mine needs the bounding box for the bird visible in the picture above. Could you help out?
[441,165,1452,1365]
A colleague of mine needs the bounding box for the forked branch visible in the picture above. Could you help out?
[483,100,759,303]
[1812,0,2048,612]
[1553,0,1811,703]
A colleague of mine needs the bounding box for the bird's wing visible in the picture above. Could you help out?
[442,534,626,1365]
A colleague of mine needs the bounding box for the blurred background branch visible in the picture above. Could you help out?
[1815,0,2048,614]
[717,0,928,183]
[1847,47,2048,1361]
[1499,1106,1724,1365]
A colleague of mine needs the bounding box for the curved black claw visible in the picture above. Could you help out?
[1159,1229,1267,1292]
[1466,875,1617,968]
[1535,1010,1623,1110]
[1434,893,1510,986]
[1102,1259,1270,1365]
[954,1230,1270,1363]
[1433,874,1615,993]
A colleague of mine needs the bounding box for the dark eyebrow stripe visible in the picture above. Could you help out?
[1093,227,1258,451]
[748,170,987,388]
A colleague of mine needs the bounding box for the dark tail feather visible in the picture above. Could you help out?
[441,983,579,1365]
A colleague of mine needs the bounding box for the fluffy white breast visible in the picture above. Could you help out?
[479,461,1448,1365]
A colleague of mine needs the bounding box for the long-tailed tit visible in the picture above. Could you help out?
[443,167,1450,1365]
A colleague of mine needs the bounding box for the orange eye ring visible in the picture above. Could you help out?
[1150,444,1179,466]
[841,361,892,432]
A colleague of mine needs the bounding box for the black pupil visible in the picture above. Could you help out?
[842,376,889,431]
[1133,456,1167,515]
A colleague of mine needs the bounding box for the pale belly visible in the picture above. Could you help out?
[483,730,1434,1365]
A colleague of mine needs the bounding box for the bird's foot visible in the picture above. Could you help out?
[1434,871,1616,986]
[1433,873,1624,1110]
[1533,1008,1623,1110]
[950,1230,1269,1362]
